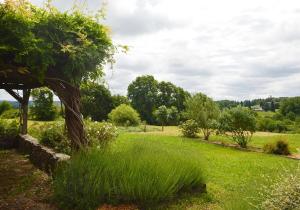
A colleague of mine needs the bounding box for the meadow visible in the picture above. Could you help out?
[109,132,298,209]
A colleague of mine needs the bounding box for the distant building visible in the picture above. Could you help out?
[251,105,263,111]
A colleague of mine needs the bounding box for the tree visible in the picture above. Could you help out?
[154,105,169,131]
[168,106,180,125]
[280,97,300,116]
[218,106,256,148]
[108,104,140,126]
[128,75,158,124]
[81,82,113,121]
[31,88,57,121]
[0,101,13,115]
[156,81,190,112]
[112,95,129,108]
[184,93,220,140]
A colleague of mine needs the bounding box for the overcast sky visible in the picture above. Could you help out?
[1,0,300,101]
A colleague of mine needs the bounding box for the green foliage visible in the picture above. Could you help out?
[263,139,291,155]
[39,120,118,154]
[184,93,220,140]
[127,75,190,124]
[0,119,19,139]
[127,75,159,124]
[30,88,57,121]
[53,140,204,209]
[112,94,129,108]
[167,106,180,125]
[0,108,19,119]
[216,100,240,110]
[153,105,169,131]
[179,119,200,138]
[280,97,300,116]
[108,104,140,126]
[40,122,71,154]
[257,117,288,133]
[218,106,256,148]
[81,82,113,121]
[0,0,114,84]
[84,119,117,148]
[0,101,13,115]
[256,163,300,210]
[156,81,190,112]
[154,106,180,130]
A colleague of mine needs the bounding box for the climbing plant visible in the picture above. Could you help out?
[0,0,116,149]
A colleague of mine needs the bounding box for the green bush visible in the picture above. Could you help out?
[108,104,141,126]
[40,122,71,154]
[0,109,19,119]
[85,120,118,148]
[263,140,291,155]
[0,101,13,115]
[53,141,205,210]
[257,163,300,210]
[179,119,200,138]
[39,120,118,153]
[218,106,256,148]
[0,119,19,139]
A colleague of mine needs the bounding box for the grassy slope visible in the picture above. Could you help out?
[116,133,298,210]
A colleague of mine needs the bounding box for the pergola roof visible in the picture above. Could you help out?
[0,70,43,90]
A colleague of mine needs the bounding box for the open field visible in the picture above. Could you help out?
[134,125,300,154]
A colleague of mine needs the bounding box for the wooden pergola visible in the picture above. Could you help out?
[0,67,86,149]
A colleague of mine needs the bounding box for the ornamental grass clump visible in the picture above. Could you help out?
[53,141,205,210]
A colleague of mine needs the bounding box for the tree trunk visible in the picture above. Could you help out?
[46,78,87,150]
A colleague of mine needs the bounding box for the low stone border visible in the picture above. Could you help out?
[0,134,70,174]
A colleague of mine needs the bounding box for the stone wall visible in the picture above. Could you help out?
[0,134,70,175]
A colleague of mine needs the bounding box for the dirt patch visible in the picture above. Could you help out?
[0,149,58,210]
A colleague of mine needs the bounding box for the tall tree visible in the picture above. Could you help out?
[184,93,220,140]
[31,88,57,121]
[128,75,158,124]
[81,82,113,121]
[157,81,190,112]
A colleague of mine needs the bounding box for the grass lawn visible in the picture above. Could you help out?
[115,133,298,209]
[139,125,300,154]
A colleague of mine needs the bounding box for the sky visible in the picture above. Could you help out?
[1,0,300,101]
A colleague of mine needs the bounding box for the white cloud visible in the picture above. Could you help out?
[1,0,300,101]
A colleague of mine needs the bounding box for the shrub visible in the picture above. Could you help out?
[85,119,118,148]
[39,120,118,153]
[255,163,300,210]
[0,109,19,119]
[179,119,200,138]
[263,140,291,155]
[108,104,141,126]
[0,101,13,115]
[53,141,205,209]
[0,119,19,139]
[40,122,71,154]
[218,106,256,148]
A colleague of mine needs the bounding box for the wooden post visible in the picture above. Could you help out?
[5,88,31,134]
[20,89,30,134]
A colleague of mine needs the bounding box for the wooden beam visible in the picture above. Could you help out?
[4,89,23,103]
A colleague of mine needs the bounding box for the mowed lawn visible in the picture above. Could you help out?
[116,132,299,210]
[140,125,300,154]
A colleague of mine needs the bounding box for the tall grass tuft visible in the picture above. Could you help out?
[53,140,205,210]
